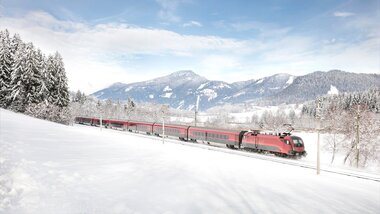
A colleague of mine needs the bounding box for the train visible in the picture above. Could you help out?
[75,116,306,157]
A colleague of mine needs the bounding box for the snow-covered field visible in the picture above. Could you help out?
[1,109,379,213]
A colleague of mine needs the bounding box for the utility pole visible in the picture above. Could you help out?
[195,95,200,127]
[161,105,169,144]
[316,98,322,175]
[355,105,361,168]
[162,115,165,144]
[100,115,102,131]
[97,100,103,131]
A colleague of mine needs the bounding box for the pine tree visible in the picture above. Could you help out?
[46,52,69,107]
[73,90,86,104]
[0,30,14,107]
[8,43,45,112]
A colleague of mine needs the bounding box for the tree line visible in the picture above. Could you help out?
[300,89,380,167]
[0,29,70,123]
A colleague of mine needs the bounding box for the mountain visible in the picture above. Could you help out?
[261,70,380,105]
[227,73,294,103]
[91,70,380,110]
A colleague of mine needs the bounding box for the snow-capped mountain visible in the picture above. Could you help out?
[226,73,294,104]
[261,70,380,105]
[92,70,380,110]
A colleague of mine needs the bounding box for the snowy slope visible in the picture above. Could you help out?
[1,109,379,213]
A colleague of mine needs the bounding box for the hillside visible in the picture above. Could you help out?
[92,70,379,110]
[1,109,380,213]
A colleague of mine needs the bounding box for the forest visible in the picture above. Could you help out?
[0,29,70,123]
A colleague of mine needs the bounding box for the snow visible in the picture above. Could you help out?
[161,92,173,98]
[286,76,294,85]
[149,94,154,99]
[163,85,172,92]
[233,91,246,97]
[197,82,208,90]
[1,109,380,213]
[213,83,231,89]
[256,78,264,84]
[200,89,218,101]
[269,87,280,90]
[328,85,339,95]
[187,104,195,111]
[124,86,133,92]
[176,100,185,109]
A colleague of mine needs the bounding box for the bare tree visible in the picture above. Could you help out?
[260,109,288,132]
[341,105,380,167]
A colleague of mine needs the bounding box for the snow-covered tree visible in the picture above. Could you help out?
[0,30,14,107]
[45,52,69,107]
[124,97,136,120]
[341,106,380,167]
[73,90,86,104]
[8,43,46,112]
[260,110,288,132]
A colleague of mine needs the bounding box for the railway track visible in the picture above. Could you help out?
[77,124,380,182]
[171,138,380,182]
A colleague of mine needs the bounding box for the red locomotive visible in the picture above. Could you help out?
[75,117,306,157]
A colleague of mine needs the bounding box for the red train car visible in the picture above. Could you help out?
[127,121,154,134]
[188,126,240,148]
[241,131,305,156]
[102,119,128,130]
[153,124,189,140]
[74,116,306,157]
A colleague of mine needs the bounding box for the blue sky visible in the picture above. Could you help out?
[0,0,379,93]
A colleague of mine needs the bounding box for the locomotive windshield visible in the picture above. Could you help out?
[291,137,304,147]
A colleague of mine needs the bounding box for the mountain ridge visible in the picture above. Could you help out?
[92,70,380,110]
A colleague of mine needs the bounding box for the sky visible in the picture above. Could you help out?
[0,0,379,93]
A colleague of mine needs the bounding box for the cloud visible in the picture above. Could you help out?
[201,55,240,70]
[0,11,246,93]
[217,20,291,38]
[1,10,378,93]
[183,20,202,27]
[333,11,355,17]
[156,0,185,23]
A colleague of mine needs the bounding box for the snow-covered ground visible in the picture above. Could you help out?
[1,109,379,213]
[296,132,380,174]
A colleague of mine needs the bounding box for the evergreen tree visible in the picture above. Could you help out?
[8,43,45,112]
[46,52,69,107]
[0,30,14,107]
[73,90,86,104]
